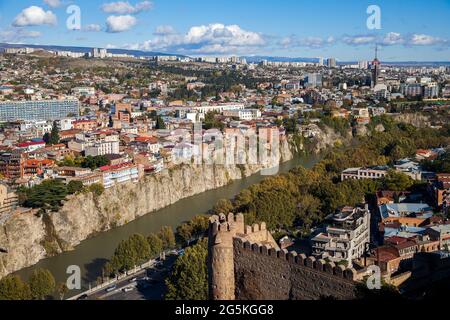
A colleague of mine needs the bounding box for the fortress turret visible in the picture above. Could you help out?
[207,213,244,300]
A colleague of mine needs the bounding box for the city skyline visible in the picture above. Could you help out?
[0,0,449,61]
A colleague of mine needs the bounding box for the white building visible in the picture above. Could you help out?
[57,118,74,131]
[85,141,120,156]
[72,87,95,96]
[311,205,371,267]
[193,103,245,114]
[222,109,261,120]
[341,166,389,181]
[100,163,140,189]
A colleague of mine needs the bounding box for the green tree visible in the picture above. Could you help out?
[49,121,60,145]
[110,233,150,272]
[129,234,151,264]
[82,156,110,170]
[67,180,84,194]
[88,183,105,197]
[147,233,164,257]
[0,275,31,300]
[383,170,414,191]
[212,199,234,215]
[158,226,176,250]
[165,238,208,300]
[20,180,68,210]
[28,269,56,300]
[176,223,193,245]
[156,116,166,129]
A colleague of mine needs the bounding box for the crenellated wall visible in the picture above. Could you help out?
[208,213,358,300]
[233,238,357,300]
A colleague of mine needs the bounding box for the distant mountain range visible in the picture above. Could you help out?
[1,43,449,66]
[0,43,186,58]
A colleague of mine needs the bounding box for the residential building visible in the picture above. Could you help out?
[0,100,80,122]
[85,140,120,156]
[0,150,27,179]
[222,109,262,120]
[0,184,18,217]
[341,166,389,181]
[100,163,140,189]
[311,205,371,267]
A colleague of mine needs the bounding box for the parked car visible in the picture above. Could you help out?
[76,294,88,300]
[105,285,116,292]
[122,286,134,293]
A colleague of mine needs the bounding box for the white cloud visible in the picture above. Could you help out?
[43,0,61,8]
[382,32,404,45]
[106,15,137,33]
[84,24,102,32]
[408,34,447,46]
[0,28,41,43]
[342,35,377,46]
[125,23,265,54]
[279,35,335,49]
[13,6,57,27]
[101,1,153,14]
[154,25,176,36]
[341,32,448,47]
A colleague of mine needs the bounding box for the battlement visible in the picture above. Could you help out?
[233,237,357,282]
[209,213,245,237]
[208,213,359,300]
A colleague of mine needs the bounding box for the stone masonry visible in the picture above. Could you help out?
[208,213,358,300]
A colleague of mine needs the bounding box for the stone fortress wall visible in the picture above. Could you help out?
[208,213,360,300]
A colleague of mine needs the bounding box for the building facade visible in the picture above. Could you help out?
[311,206,371,267]
[0,100,80,122]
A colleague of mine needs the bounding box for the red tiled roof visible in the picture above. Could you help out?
[16,141,45,148]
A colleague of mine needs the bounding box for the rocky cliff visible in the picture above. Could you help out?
[392,113,431,128]
[0,139,293,279]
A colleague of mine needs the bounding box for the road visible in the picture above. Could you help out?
[82,255,177,301]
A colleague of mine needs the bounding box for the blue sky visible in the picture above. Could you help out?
[0,0,449,60]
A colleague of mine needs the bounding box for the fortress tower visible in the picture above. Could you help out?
[208,213,279,300]
[208,213,244,300]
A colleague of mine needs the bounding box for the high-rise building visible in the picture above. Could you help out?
[318,57,324,66]
[91,48,107,59]
[0,100,80,122]
[423,82,439,99]
[371,46,382,87]
[358,60,369,69]
[305,73,323,88]
[327,58,336,68]
[401,83,423,97]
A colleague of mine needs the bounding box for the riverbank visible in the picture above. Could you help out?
[1,138,296,280]
[14,153,319,298]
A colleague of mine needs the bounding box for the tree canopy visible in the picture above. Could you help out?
[165,238,208,300]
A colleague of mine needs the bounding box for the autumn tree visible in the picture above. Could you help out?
[0,275,31,300]
[28,269,56,300]
[165,238,208,300]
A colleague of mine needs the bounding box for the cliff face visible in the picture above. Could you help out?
[0,139,293,279]
[309,126,352,154]
[392,113,431,128]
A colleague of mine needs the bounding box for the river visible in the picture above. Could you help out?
[15,154,319,297]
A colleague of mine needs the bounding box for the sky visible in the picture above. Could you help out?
[0,0,449,61]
